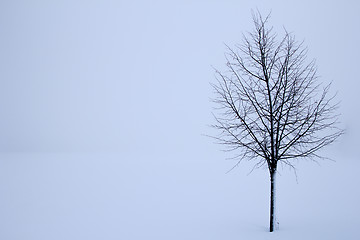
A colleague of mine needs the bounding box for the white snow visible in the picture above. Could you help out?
[273,170,279,231]
[0,152,359,240]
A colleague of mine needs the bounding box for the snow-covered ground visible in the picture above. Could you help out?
[1,0,359,239]
[0,151,358,240]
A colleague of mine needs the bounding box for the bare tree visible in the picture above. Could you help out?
[211,12,344,232]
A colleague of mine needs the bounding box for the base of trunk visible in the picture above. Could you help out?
[269,170,279,232]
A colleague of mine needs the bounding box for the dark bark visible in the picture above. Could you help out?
[269,169,276,232]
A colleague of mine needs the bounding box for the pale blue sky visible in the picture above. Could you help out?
[0,0,359,156]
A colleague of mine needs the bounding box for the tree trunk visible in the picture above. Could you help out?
[269,170,278,232]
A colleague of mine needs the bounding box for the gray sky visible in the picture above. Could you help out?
[0,0,359,156]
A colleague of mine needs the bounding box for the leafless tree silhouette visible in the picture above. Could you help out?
[211,12,344,232]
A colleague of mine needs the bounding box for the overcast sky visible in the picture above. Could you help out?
[1,1,360,239]
[0,0,359,157]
